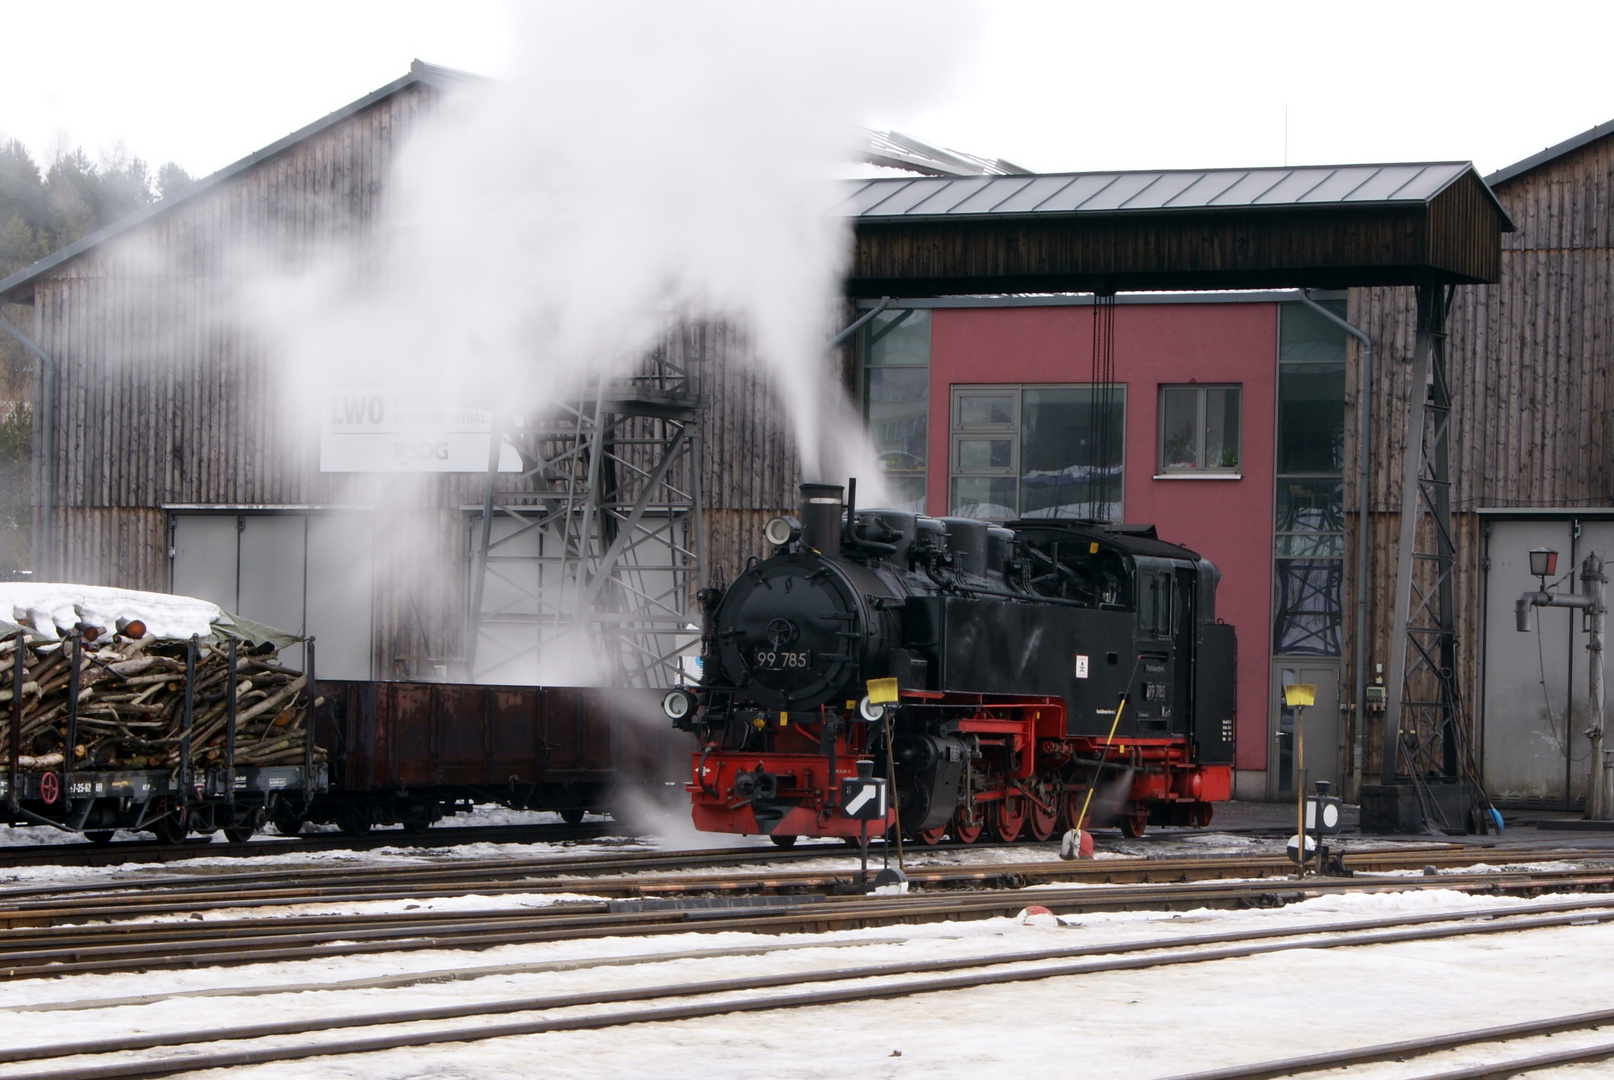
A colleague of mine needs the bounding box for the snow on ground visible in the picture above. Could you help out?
[2,888,1614,1078]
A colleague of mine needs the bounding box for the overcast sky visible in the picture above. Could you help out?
[2,0,1612,182]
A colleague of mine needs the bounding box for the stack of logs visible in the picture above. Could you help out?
[0,629,323,773]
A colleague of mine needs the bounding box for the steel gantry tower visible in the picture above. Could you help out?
[1380,281,1489,831]
[466,336,706,688]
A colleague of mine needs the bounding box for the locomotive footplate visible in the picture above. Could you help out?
[689,750,896,840]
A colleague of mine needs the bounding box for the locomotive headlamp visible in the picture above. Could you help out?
[661,688,694,721]
[856,695,886,722]
[763,516,802,547]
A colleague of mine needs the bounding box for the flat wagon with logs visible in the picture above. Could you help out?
[0,584,326,843]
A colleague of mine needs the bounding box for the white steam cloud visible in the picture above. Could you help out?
[267,0,980,484]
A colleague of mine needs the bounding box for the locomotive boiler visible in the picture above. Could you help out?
[666,482,1236,845]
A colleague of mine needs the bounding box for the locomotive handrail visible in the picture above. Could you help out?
[921,562,1096,610]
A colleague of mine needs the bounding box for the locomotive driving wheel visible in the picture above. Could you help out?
[991,793,1026,843]
[951,806,983,844]
[1026,787,1058,842]
[1060,789,1088,834]
[1120,804,1150,839]
[916,825,948,845]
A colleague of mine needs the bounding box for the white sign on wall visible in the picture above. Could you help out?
[319,390,521,473]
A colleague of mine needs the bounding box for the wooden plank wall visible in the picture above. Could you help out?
[22,79,808,670]
[1345,132,1614,783]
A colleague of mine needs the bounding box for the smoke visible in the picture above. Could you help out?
[265,0,980,487]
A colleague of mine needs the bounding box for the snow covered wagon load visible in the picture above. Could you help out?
[0,584,328,844]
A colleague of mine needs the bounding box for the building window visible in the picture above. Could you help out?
[862,309,930,513]
[1272,302,1346,657]
[1158,385,1241,474]
[949,383,1125,521]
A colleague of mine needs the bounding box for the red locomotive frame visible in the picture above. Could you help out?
[688,689,1230,843]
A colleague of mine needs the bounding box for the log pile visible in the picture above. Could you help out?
[0,631,323,773]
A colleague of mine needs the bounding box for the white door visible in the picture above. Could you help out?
[1484,516,1614,807]
[169,512,374,680]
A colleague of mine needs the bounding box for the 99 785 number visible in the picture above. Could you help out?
[755,649,811,670]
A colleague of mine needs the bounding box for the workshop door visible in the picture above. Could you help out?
[169,512,375,680]
[1483,517,1614,807]
[1272,663,1340,796]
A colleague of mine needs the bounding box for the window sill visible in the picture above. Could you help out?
[1154,472,1242,481]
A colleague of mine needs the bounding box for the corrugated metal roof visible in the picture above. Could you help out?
[837,162,1501,220]
[1485,118,1614,188]
[859,129,1031,178]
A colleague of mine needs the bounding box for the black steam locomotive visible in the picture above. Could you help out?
[667,482,1236,844]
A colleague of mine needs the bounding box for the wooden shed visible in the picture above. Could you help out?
[0,63,799,681]
[1347,121,1614,807]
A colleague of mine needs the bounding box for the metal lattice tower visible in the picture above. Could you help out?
[466,341,705,688]
[1383,282,1481,824]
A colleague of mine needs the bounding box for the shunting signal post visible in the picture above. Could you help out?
[1284,682,1346,875]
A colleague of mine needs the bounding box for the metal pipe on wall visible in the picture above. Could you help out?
[0,311,55,580]
[825,296,893,353]
[1301,291,1373,800]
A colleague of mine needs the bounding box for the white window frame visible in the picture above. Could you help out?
[1156,383,1242,479]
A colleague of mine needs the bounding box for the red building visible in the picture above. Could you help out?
[861,293,1348,800]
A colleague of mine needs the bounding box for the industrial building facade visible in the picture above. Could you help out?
[2,63,1601,806]
[858,293,1351,801]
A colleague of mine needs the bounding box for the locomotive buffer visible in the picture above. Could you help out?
[842,759,890,887]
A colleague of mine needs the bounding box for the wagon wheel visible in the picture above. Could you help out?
[151,815,187,845]
[336,807,371,837]
[1120,804,1150,839]
[270,807,305,837]
[223,825,256,843]
[915,825,948,846]
[560,807,586,825]
[1192,801,1215,827]
[84,830,116,846]
[951,806,983,844]
[991,794,1026,843]
[1026,789,1058,842]
[769,834,798,849]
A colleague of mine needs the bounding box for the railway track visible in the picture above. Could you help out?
[1160,1011,1614,1080]
[2,856,1613,978]
[0,840,1601,922]
[2,894,1612,1080]
[0,820,624,869]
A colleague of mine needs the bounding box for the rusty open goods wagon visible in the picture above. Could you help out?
[0,585,326,843]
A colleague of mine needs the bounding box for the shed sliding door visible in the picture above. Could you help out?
[169,513,374,680]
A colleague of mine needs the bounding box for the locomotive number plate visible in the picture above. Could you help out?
[754,649,812,670]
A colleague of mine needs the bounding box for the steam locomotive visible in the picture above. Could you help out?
[665,482,1236,845]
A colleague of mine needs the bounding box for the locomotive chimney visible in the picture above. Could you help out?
[799,483,843,556]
